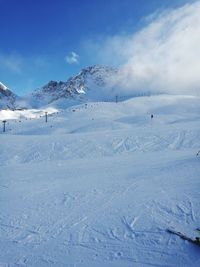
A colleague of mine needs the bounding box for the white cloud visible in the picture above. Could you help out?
[65,51,79,64]
[86,1,200,96]
[0,53,24,74]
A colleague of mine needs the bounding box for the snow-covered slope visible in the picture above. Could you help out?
[0,94,200,266]
[29,65,118,108]
[0,81,17,109]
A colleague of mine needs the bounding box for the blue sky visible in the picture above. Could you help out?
[0,0,192,95]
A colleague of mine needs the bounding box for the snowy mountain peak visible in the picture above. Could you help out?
[67,65,118,93]
[0,65,119,110]
[0,81,9,91]
[0,81,17,109]
[30,65,118,107]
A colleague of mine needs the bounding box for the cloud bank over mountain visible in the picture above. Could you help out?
[87,1,200,96]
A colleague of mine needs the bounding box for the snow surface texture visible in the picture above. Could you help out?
[0,94,200,266]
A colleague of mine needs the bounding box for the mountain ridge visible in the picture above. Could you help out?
[1,65,119,109]
[29,65,118,108]
[0,64,172,110]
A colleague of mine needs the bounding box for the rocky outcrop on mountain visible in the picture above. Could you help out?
[0,82,17,109]
[1,65,119,109]
[30,65,118,107]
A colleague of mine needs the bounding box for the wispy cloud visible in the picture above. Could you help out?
[33,57,49,68]
[0,52,24,74]
[85,1,200,96]
[65,51,79,64]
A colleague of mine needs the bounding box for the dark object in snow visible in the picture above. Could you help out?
[151,114,154,119]
[45,112,48,123]
[196,151,200,156]
[167,228,200,247]
[2,120,6,132]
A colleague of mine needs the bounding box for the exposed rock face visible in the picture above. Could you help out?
[1,65,119,109]
[0,82,16,109]
[30,65,118,107]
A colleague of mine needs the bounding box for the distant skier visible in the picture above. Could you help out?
[151,114,153,119]
[196,150,200,156]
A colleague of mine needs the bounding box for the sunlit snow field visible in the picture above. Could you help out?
[0,94,200,267]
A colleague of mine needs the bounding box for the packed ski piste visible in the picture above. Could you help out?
[0,92,200,267]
